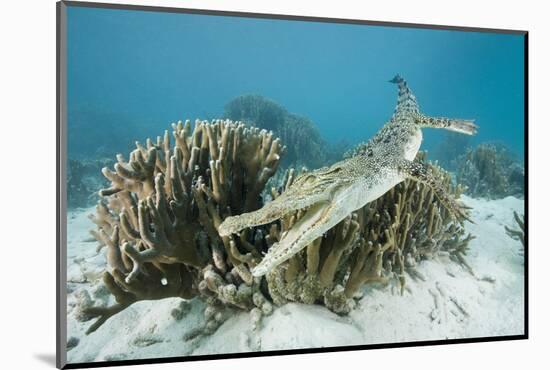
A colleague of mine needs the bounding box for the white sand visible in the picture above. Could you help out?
[65,195,524,364]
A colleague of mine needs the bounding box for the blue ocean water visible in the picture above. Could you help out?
[66,6,525,160]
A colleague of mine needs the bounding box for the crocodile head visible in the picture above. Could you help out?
[219,163,360,276]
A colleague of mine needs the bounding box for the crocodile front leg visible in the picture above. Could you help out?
[397,159,473,223]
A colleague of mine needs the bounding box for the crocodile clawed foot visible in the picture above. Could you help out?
[452,119,478,136]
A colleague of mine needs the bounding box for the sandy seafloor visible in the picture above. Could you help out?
[65,195,525,364]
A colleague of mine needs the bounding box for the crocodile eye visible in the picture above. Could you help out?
[326,167,342,175]
[304,175,316,184]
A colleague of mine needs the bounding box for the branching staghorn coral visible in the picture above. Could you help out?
[456,143,524,199]
[505,211,525,249]
[261,152,474,314]
[431,132,471,171]
[82,119,282,334]
[264,168,360,313]
[350,152,476,283]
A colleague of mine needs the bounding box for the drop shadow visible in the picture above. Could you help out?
[34,353,57,367]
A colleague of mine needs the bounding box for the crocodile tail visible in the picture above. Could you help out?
[389,74,420,119]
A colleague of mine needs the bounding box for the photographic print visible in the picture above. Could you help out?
[58,1,527,367]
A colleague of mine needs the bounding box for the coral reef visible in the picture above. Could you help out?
[431,132,471,171]
[82,119,283,334]
[80,78,476,331]
[68,158,114,209]
[262,152,474,314]
[216,75,475,313]
[505,211,525,250]
[80,142,474,331]
[262,168,359,313]
[351,152,476,279]
[224,95,343,168]
[456,143,524,199]
[221,90,477,264]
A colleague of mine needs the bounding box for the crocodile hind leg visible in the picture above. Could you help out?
[397,159,473,223]
[415,114,478,136]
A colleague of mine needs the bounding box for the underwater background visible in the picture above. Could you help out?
[63,6,526,362]
[66,7,525,164]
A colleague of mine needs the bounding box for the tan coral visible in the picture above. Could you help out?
[505,211,525,249]
[262,152,474,314]
[83,119,284,333]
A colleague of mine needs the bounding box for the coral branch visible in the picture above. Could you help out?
[505,211,525,248]
[263,151,473,314]
[85,119,283,333]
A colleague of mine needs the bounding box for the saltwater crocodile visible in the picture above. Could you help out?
[219,75,477,277]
